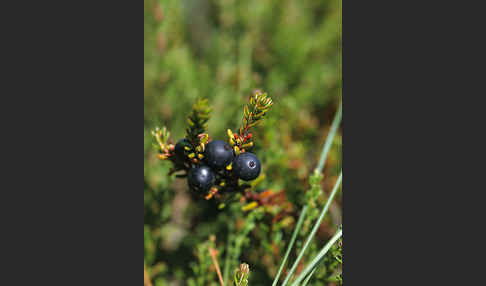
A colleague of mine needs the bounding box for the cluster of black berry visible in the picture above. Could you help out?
[153,91,273,201]
[175,139,261,194]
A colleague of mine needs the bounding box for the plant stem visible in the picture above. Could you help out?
[271,206,309,286]
[209,247,225,286]
[289,228,342,286]
[280,172,342,286]
[316,102,342,174]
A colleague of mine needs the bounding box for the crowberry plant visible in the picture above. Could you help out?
[152,90,273,202]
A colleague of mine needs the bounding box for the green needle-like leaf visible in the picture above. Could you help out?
[271,206,309,286]
[316,102,342,174]
[290,228,343,286]
[280,172,342,286]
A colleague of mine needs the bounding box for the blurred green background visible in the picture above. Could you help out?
[144,0,342,285]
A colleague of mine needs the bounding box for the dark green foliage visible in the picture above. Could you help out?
[315,235,343,284]
[175,138,192,160]
[187,236,220,286]
[185,98,212,149]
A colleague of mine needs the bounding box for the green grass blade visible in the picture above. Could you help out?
[289,228,342,286]
[280,172,342,286]
[316,102,342,174]
[300,267,317,286]
[271,206,309,286]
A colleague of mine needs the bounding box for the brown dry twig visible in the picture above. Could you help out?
[209,247,225,286]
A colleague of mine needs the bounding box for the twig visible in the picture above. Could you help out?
[209,247,225,286]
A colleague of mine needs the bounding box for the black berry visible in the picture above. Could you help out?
[187,165,215,192]
[204,140,234,170]
[233,152,261,181]
[175,138,191,159]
